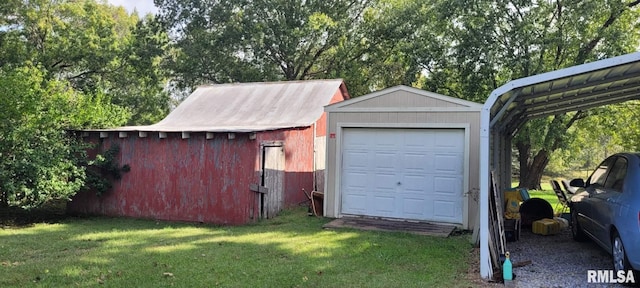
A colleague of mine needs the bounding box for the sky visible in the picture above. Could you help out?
[107,0,158,15]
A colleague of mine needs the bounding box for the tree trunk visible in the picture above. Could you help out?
[516,141,531,185]
[519,149,550,190]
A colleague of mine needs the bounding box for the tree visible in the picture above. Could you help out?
[0,0,168,207]
[0,65,129,208]
[155,0,432,96]
[1,0,170,125]
[415,0,640,189]
[111,16,171,124]
[327,0,435,93]
[608,101,640,151]
[156,0,367,88]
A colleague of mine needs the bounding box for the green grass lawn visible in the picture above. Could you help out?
[0,208,474,287]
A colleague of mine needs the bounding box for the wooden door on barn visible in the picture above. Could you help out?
[261,143,285,218]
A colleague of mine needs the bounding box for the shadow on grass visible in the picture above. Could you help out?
[0,200,70,228]
[0,207,473,287]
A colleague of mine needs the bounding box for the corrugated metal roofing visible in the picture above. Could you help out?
[102,79,347,132]
[487,52,640,136]
[479,51,640,279]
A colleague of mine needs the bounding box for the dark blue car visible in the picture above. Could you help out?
[569,153,640,278]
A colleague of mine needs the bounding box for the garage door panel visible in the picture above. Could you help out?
[373,151,398,170]
[402,152,430,171]
[343,194,367,214]
[371,195,395,214]
[343,171,368,188]
[402,174,428,193]
[433,200,457,221]
[434,176,462,195]
[435,132,464,148]
[402,198,426,217]
[343,130,369,145]
[373,134,398,148]
[372,173,397,192]
[405,132,434,148]
[434,154,463,174]
[341,128,464,224]
[344,150,369,168]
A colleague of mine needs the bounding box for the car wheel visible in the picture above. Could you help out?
[612,232,631,272]
[571,209,587,241]
[611,232,640,285]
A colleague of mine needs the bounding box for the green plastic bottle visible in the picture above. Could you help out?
[503,251,513,283]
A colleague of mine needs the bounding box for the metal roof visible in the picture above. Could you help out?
[103,79,348,133]
[487,52,640,136]
[479,51,640,279]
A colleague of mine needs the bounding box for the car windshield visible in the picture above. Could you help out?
[588,157,615,188]
[590,168,607,187]
[604,157,627,192]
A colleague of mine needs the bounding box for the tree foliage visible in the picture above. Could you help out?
[83,144,131,196]
[2,0,170,125]
[412,0,640,188]
[0,0,170,208]
[156,0,362,90]
[551,100,640,175]
[155,0,435,96]
[0,65,128,208]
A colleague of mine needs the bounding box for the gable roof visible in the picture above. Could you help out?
[325,85,482,112]
[106,79,348,133]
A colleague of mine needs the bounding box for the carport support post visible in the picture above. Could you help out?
[479,102,491,279]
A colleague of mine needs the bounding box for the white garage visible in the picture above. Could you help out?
[324,85,482,229]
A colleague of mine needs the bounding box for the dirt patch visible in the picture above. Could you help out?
[465,246,504,287]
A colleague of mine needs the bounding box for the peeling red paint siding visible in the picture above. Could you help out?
[69,132,260,225]
[68,128,317,225]
[67,84,349,224]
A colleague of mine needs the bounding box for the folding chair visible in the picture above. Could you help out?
[550,180,569,214]
[561,179,578,194]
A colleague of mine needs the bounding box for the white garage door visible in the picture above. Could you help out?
[341,128,464,224]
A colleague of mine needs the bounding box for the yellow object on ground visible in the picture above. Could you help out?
[532,218,560,235]
[504,189,523,220]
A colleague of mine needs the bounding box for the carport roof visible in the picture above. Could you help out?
[487,52,640,136]
[480,51,640,279]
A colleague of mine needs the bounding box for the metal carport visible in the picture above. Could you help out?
[480,52,640,279]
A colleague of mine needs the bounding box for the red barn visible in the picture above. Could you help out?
[68,80,349,224]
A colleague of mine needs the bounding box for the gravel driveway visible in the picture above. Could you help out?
[507,226,627,287]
